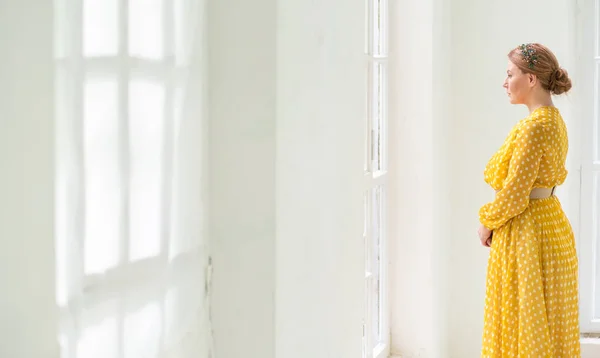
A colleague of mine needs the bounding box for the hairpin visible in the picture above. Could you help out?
[519,44,538,69]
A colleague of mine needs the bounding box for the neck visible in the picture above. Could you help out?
[525,92,554,113]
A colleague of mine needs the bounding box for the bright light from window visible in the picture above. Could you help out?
[76,316,119,358]
[129,0,164,59]
[83,0,119,57]
[128,80,166,262]
[83,78,121,274]
[124,302,162,357]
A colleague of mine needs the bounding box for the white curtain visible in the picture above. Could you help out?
[54,0,212,356]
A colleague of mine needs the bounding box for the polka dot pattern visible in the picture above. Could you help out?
[479,107,580,357]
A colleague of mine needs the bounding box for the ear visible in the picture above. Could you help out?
[528,73,537,87]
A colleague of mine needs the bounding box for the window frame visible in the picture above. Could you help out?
[363,0,390,357]
[577,0,600,334]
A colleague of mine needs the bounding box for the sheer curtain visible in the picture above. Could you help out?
[54,0,211,356]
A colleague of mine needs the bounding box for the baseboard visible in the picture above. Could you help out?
[582,337,600,358]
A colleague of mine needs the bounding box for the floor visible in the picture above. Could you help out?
[389,338,600,357]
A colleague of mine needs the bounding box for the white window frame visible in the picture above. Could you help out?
[578,0,600,334]
[54,0,206,356]
[363,0,390,357]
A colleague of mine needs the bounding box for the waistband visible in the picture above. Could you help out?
[495,186,556,199]
[529,186,556,199]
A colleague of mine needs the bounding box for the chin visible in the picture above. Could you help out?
[508,96,519,105]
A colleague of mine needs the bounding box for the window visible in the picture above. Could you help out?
[363,0,389,357]
[579,0,600,334]
[54,0,208,356]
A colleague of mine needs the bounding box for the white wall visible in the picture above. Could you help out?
[390,0,581,357]
[208,0,276,356]
[0,1,58,357]
[209,0,366,357]
[389,0,453,355]
[274,0,365,356]
[388,0,440,355]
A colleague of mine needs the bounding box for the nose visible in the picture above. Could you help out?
[503,80,508,89]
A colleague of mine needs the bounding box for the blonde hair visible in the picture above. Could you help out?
[508,43,572,95]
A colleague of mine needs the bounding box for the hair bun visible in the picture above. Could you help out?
[549,68,572,95]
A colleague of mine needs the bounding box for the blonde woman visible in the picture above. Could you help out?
[477,43,580,357]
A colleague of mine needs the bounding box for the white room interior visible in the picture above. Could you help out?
[1,0,600,357]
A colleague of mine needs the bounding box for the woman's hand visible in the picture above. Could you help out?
[478,224,493,247]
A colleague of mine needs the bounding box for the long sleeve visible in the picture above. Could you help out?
[479,120,547,230]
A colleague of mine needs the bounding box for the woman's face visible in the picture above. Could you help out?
[503,60,533,104]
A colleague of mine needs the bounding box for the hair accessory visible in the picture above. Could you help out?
[519,44,538,69]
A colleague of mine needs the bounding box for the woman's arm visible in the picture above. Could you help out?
[479,120,547,230]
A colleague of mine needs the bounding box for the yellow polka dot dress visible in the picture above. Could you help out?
[479,106,580,357]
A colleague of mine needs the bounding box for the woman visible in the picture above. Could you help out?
[477,43,580,357]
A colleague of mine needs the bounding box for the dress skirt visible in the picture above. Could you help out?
[481,196,580,357]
